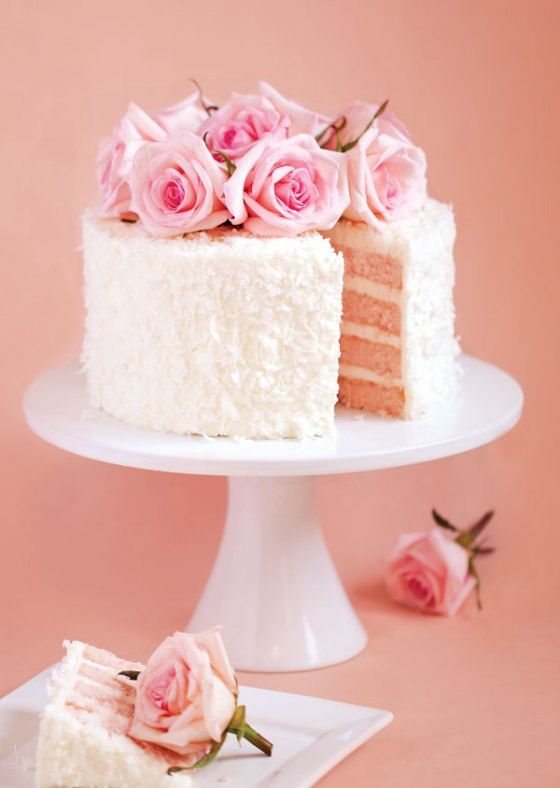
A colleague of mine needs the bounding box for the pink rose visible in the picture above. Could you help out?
[129,132,229,237]
[224,133,348,236]
[386,528,476,616]
[96,103,167,216]
[258,81,331,137]
[129,629,237,764]
[155,91,210,136]
[199,92,290,161]
[333,102,427,228]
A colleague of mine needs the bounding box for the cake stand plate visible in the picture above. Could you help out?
[23,355,522,672]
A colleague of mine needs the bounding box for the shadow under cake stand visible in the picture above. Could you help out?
[24,354,522,672]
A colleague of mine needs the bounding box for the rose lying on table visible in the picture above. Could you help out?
[121,630,272,771]
[385,510,495,616]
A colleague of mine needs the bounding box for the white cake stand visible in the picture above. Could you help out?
[23,355,522,672]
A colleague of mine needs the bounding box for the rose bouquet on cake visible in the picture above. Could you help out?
[97,80,427,238]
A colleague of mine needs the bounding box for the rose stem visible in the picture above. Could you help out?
[243,723,273,756]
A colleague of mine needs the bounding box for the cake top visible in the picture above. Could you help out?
[84,208,338,259]
[96,81,428,239]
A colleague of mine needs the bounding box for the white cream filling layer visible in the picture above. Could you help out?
[339,363,403,387]
[341,321,401,348]
[344,275,402,304]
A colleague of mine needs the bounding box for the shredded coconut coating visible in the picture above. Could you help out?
[82,214,344,439]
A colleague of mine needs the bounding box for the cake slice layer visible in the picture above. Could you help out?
[338,375,405,418]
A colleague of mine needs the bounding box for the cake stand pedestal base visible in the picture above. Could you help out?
[188,476,367,672]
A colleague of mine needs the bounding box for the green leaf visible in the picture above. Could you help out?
[472,543,495,556]
[170,726,229,773]
[192,738,226,769]
[431,509,458,532]
[117,670,140,681]
[467,510,494,544]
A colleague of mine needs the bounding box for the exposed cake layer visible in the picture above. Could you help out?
[339,336,401,379]
[342,289,400,335]
[82,213,344,439]
[338,375,405,418]
[36,641,193,788]
[339,245,403,288]
[326,198,459,419]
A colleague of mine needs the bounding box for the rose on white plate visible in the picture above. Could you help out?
[122,628,272,772]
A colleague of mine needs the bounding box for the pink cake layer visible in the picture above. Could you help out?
[342,290,401,336]
[334,245,403,288]
[340,335,401,378]
[338,375,405,418]
[66,644,192,768]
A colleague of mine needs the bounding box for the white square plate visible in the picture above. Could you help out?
[0,669,392,787]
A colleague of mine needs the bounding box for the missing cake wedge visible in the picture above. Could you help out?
[325,198,460,419]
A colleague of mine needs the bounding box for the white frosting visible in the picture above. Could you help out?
[343,275,401,304]
[82,213,344,439]
[339,363,403,386]
[326,198,459,418]
[341,321,400,347]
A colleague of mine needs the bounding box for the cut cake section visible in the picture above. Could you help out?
[325,198,459,419]
[36,641,193,788]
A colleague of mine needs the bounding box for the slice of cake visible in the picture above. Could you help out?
[82,214,344,439]
[325,198,459,418]
[36,641,193,788]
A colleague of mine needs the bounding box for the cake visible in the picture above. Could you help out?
[325,198,458,418]
[36,641,193,788]
[83,81,459,439]
[83,216,343,439]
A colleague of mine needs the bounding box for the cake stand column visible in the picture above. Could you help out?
[187,476,367,672]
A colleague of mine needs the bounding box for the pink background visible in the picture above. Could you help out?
[1,1,559,785]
